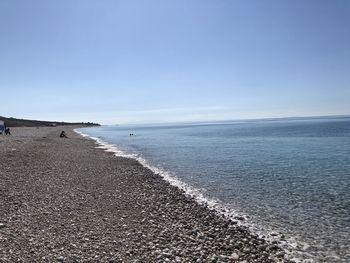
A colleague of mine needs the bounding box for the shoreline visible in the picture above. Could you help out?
[75,129,297,250]
[1,126,294,262]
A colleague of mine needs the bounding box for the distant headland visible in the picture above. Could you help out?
[0,116,100,127]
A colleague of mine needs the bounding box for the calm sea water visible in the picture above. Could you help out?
[79,117,350,262]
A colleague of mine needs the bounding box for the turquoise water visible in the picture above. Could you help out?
[79,117,350,262]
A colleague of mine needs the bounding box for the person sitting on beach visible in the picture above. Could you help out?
[60,131,67,138]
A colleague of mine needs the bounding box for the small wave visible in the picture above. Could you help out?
[74,128,313,263]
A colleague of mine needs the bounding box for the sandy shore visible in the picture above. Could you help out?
[0,127,293,262]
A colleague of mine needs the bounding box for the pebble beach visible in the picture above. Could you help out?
[0,127,294,262]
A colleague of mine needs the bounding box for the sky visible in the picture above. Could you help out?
[0,0,349,124]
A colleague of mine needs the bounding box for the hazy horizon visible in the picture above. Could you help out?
[1,0,349,124]
[3,113,349,127]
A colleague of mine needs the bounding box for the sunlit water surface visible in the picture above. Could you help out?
[79,117,350,262]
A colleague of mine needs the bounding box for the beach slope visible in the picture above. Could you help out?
[0,127,292,262]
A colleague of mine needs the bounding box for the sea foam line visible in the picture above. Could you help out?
[74,128,309,263]
[74,129,241,217]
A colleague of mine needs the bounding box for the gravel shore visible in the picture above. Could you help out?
[0,127,294,262]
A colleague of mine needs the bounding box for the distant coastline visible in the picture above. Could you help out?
[0,116,100,127]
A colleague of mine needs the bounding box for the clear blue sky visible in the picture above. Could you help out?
[1,0,349,124]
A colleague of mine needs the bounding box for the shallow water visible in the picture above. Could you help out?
[79,117,350,262]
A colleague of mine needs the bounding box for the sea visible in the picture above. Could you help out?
[77,117,350,262]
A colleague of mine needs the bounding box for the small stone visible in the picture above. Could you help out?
[0,223,5,228]
[57,256,64,262]
[230,252,239,259]
[270,232,278,236]
[276,251,285,258]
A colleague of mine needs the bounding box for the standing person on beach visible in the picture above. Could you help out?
[2,122,10,135]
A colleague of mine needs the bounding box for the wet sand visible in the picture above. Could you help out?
[0,127,293,262]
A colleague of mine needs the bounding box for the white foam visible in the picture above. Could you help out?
[75,129,232,215]
[74,128,313,262]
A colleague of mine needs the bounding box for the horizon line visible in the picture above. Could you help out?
[104,114,350,126]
